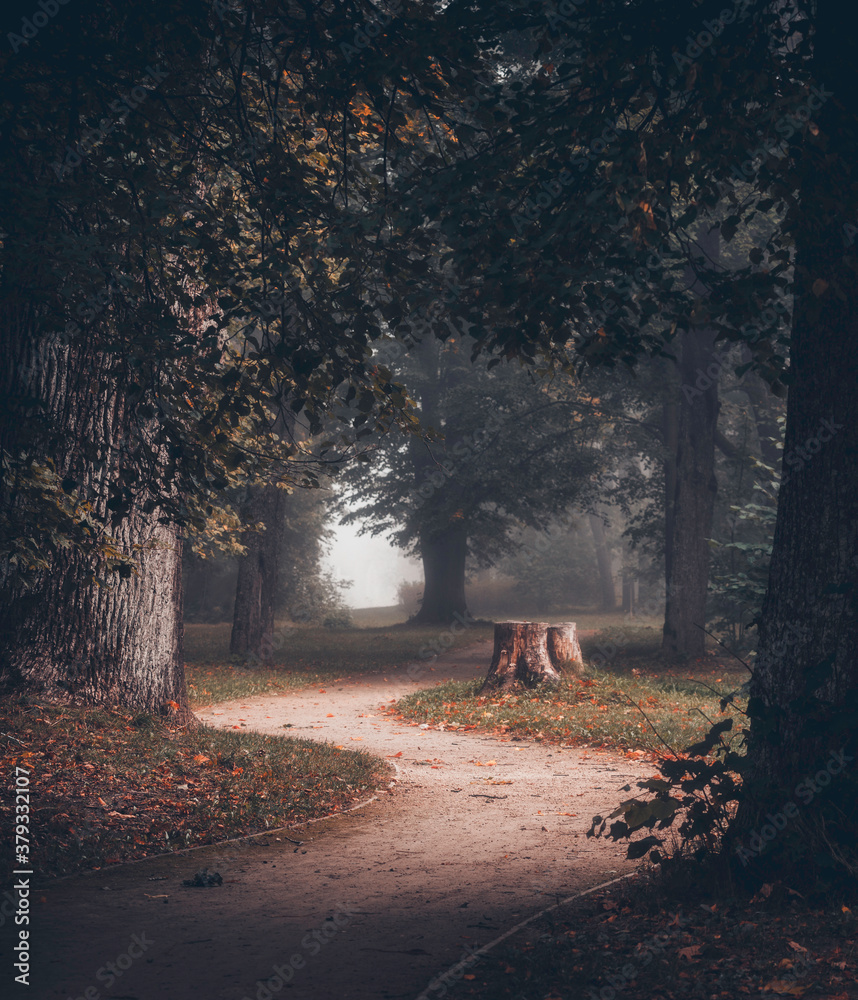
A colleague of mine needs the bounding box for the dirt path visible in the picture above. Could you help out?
[36,641,651,1000]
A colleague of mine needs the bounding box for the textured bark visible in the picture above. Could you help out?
[661,399,679,590]
[588,513,616,610]
[230,484,286,662]
[742,370,784,470]
[547,622,583,674]
[480,621,561,693]
[736,10,858,852]
[662,329,720,660]
[1,516,188,720]
[0,303,193,723]
[410,523,469,624]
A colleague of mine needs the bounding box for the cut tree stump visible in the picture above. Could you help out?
[479,621,572,693]
[547,622,583,674]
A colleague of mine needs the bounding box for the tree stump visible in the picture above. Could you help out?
[547,622,583,674]
[479,621,562,693]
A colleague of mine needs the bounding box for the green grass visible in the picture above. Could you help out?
[390,625,747,754]
[0,699,389,877]
[184,619,494,708]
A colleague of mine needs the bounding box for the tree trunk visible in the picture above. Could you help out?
[410,523,470,624]
[230,483,286,663]
[480,621,562,692]
[0,517,189,722]
[547,622,583,673]
[662,331,720,659]
[0,313,194,724]
[734,10,858,874]
[622,576,636,614]
[742,367,784,470]
[588,513,616,610]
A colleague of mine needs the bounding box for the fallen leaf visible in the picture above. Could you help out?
[678,945,701,961]
[386,751,403,758]
[762,979,808,995]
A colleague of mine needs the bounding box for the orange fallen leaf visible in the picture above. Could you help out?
[678,945,701,961]
[386,751,403,758]
[351,737,363,741]
[762,979,808,995]
[192,754,210,764]
[326,713,335,718]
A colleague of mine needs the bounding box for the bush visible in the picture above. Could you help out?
[396,579,423,618]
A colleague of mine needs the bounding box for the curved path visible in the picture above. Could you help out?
[37,641,649,1000]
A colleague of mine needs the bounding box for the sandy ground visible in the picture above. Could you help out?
[32,641,651,1000]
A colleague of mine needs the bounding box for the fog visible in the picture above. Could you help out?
[322,518,421,609]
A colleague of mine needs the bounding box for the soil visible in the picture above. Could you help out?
[33,640,651,1000]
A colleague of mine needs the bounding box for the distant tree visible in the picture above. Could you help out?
[336,336,606,623]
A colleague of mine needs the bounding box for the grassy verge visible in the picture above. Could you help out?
[0,699,389,877]
[443,875,858,1000]
[185,620,494,708]
[390,626,747,754]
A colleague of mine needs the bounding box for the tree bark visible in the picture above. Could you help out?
[480,621,562,692]
[734,10,858,870]
[0,310,194,724]
[410,522,470,624]
[588,513,616,610]
[547,622,583,673]
[230,483,286,663]
[662,323,720,659]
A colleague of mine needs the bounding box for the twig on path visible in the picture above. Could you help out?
[468,794,508,800]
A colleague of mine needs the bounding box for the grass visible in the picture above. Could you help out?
[390,625,747,755]
[443,875,858,1000]
[0,699,390,877]
[184,619,494,708]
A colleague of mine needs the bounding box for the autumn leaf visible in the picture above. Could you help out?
[678,945,702,961]
[762,979,808,995]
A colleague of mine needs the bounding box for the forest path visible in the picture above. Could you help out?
[38,640,650,1000]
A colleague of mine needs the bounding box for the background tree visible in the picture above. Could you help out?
[336,334,606,623]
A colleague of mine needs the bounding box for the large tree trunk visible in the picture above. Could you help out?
[0,312,194,724]
[662,330,720,660]
[734,10,858,873]
[410,523,469,624]
[588,513,616,610]
[230,483,286,662]
[0,517,188,721]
